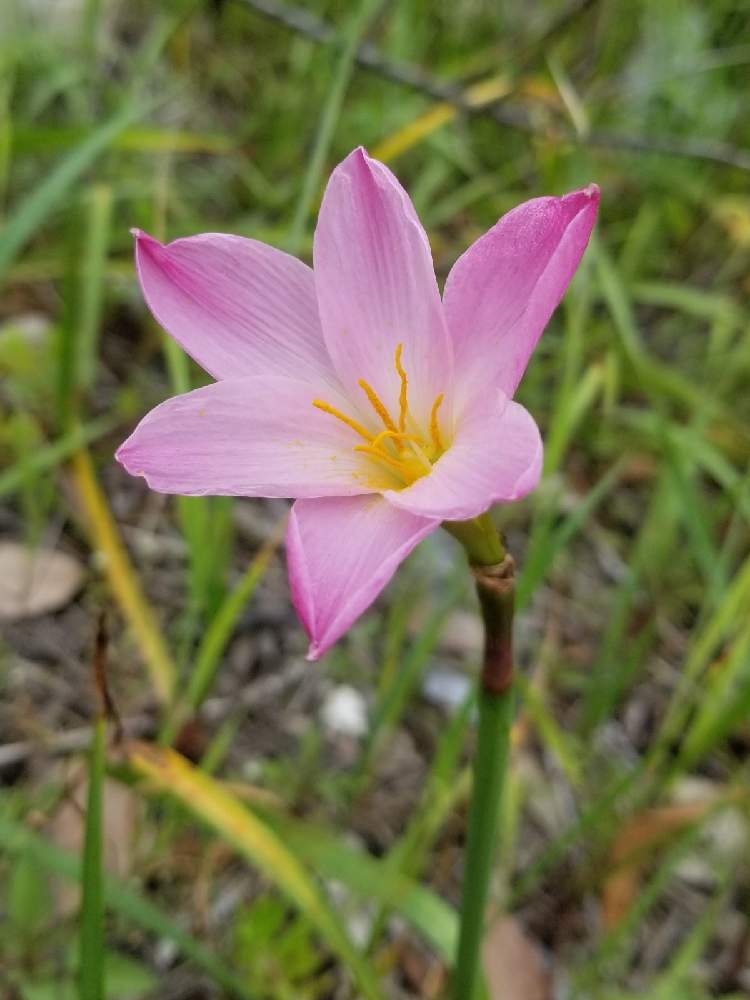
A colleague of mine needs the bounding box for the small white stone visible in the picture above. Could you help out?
[0,312,52,345]
[422,667,472,712]
[154,937,178,969]
[320,685,368,738]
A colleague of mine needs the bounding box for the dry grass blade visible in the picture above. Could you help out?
[240,0,750,170]
[371,74,511,163]
[601,795,745,930]
[128,742,386,1000]
[70,449,175,705]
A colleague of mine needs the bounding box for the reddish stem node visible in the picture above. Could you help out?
[472,554,516,695]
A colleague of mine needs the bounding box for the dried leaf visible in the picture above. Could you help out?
[602,800,722,930]
[483,916,551,1000]
[0,542,84,620]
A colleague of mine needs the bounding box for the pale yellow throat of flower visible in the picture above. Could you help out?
[313,343,446,490]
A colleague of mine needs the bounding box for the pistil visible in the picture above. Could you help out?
[312,343,448,489]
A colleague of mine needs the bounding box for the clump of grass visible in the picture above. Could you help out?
[1,0,749,997]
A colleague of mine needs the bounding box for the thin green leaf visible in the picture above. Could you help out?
[0,101,143,286]
[12,124,234,155]
[0,811,254,998]
[0,415,114,500]
[286,0,386,254]
[129,743,386,1000]
[266,811,458,960]
[78,716,106,1000]
[186,523,285,713]
[77,184,113,392]
[517,460,624,609]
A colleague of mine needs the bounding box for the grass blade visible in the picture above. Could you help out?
[370,74,510,163]
[357,573,465,782]
[0,811,254,998]
[78,183,113,392]
[593,239,750,454]
[267,811,458,960]
[186,519,286,712]
[0,100,143,286]
[677,621,750,768]
[78,716,106,1000]
[12,124,234,155]
[128,742,386,1000]
[516,460,624,609]
[649,547,750,770]
[0,415,114,500]
[286,0,385,255]
[71,449,176,704]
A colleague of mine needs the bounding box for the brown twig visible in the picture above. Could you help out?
[92,611,124,743]
[235,0,750,172]
[0,717,153,772]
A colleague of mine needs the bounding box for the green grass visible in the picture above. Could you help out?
[78,717,106,1000]
[1,0,749,997]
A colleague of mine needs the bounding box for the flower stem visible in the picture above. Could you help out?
[444,511,505,566]
[448,516,516,1000]
[454,681,514,999]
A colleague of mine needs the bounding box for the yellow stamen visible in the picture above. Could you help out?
[394,343,409,432]
[314,365,447,492]
[370,429,424,452]
[358,378,398,434]
[312,399,373,443]
[404,437,434,473]
[429,393,445,452]
[354,444,409,474]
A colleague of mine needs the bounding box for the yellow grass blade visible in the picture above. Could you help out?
[13,125,235,157]
[371,74,511,163]
[71,449,175,704]
[128,742,385,1000]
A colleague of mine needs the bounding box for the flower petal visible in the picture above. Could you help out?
[116,376,379,498]
[384,395,542,521]
[313,148,453,426]
[443,186,599,406]
[287,494,438,660]
[134,230,335,384]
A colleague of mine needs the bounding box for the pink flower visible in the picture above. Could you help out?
[117,148,599,659]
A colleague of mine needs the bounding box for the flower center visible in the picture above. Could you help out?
[313,343,446,489]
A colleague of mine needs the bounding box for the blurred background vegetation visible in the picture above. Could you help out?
[1,0,750,997]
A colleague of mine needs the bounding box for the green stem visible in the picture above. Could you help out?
[453,684,515,1000]
[447,514,516,1000]
[444,511,505,567]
